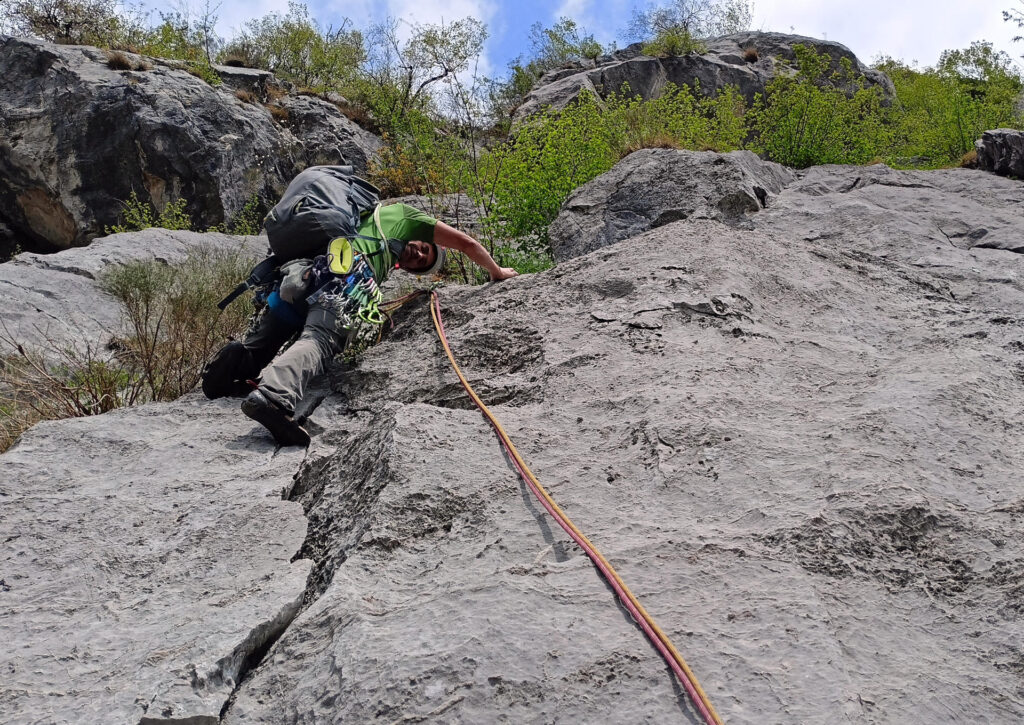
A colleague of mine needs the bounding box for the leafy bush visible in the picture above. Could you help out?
[642,27,707,57]
[476,83,746,254]
[226,195,265,236]
[106,191,193,234]
[219,2,364,93]
[605,82,746,155]
[749,44,888,167]
[0,337,145,452]
[878,43,1024,167]
[629,0,752,42]
[0,0,125,45]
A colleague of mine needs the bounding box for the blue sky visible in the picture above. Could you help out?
[213,0,1024,78]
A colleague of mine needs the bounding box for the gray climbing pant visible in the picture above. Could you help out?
[244,301,349,415]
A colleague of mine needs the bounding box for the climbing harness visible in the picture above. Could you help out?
[421,290,725,725]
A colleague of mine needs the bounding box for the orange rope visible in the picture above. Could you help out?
[429,291,724,724]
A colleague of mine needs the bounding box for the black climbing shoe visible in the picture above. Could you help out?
[241,390,311,447]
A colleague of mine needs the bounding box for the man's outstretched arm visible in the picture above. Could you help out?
[433,222,519,281]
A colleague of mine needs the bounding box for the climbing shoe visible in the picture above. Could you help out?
[241,390,311,447]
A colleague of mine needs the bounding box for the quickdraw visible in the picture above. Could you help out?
[306,250,385,327]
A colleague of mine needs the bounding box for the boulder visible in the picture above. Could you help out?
[548,149,795,262]
[513,32,894,124]
[0,228,265,354]
[976,128,1024,179]
[0,36,382,255]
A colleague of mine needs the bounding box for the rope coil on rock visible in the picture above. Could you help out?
[427,290,724,725]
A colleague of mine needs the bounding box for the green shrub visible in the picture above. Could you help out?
[218,2,364,93]
[878,43,1024,167]
[604,82,746,155]
[107,192,193,234]
[475,83,746,256]
[1,247,256,451]
[226,195,265,236]
[749,44,889,167]
[642,27,706,57]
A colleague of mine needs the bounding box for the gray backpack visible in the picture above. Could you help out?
[263,165,380,261]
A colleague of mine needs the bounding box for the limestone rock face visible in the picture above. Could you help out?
[0,228,265,354]
[222,157,1024,723]
[976,128,1024,179]
[5,153,1024,724]
[0,36,381,255]
[513,31,893,124]
[279,94,383,173]
[549,148,794,262]
[0,394,311,724]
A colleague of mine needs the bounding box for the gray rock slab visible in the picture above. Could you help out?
[0,35,381,253]
[549,148,794,262]
[280,94,383,173]
[0,393,311,724]
[225,193,1024,722]
[976,128,1024,179]
[0,228,265,353]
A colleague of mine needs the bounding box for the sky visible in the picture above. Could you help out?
[211,0,1024,78]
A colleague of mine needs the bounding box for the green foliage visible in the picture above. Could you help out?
[185,59,221,85]
[490,17,603,124]
[476,84,746,253]
[218,2,363,92]
[749,45,888,167]
[1005,1,1024,48]
[226,195,265,236]
[358,16,486,131]
[642,27,707,57]
[107,192,193,234]
[606,82,746,153]
[0,0,124,45]
[878,42,1024,166]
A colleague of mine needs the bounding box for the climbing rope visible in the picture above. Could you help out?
[427,290,724,725]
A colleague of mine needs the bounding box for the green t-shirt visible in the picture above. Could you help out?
[353,203,437,281]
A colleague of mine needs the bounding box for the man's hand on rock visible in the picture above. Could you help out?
[491,267,519,281]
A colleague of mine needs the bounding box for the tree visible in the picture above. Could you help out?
[360,16,486,126]
[489,17,603,123]
[628,0,752,41]
[1005,1,1024,45]
[219,2,363,91]
[0,0,124,45]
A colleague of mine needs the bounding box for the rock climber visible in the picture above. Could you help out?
[201,165,518,447]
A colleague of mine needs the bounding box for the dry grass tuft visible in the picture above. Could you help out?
[221,53,249,67]
[267,104,290,123]
[743,46,759,63]
[265,83,287,102]
[106,50,134,70]
[235,89,255,104]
